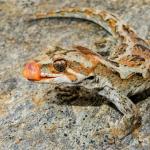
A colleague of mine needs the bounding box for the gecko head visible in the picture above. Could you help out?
[23,46,100,84]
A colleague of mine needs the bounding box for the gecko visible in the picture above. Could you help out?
[26,7,150,79]
[23,8,150,141]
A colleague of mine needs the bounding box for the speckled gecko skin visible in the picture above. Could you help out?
[27,7,150,79]
[23,8,150,142]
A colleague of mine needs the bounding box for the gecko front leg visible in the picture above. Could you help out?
[96,86,141,142]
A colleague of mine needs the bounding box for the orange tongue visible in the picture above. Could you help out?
[23,61,41,81]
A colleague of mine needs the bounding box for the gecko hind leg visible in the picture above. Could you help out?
[96,86,141,142]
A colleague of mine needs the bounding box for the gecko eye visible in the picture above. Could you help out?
[53,59,67,72]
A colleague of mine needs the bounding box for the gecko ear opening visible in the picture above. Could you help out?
[84,75,95,80]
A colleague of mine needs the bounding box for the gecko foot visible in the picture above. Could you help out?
[94,126,130,144]
[94,127,122,144]
[94,115,141,144]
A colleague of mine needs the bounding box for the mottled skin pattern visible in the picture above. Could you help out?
[27,7,150,79]
[23,45,150,142]
[23,8,150,142]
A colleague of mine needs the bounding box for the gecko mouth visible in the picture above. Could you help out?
[23,61,59,81]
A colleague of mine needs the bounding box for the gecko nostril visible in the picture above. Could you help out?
[23,61,41,81]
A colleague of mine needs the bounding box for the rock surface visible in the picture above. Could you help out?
[0,0,150,149]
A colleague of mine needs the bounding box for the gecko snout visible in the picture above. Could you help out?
[23,60,41,81]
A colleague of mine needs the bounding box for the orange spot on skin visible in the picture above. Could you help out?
[84,8,94,16]
[67,7,80,13]
[23,61,41,81]
[132,45,150,59]
[72,46,104,76]
[98,11,108,20]
[108,18,117,30]
[118,55,144,67]
[47,11,56,16]
[75,46,101,64]
[68,60,95,76]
